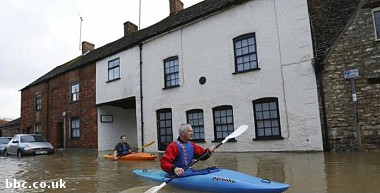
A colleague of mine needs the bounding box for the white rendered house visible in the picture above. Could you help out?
[96,0,323,152]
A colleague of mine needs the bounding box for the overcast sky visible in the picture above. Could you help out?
[0,0,203,120]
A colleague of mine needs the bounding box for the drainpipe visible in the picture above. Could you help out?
[316,64,330,151]
[46,81,50,140]
[139,43,144,151]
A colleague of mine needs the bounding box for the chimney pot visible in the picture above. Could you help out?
[124,21,138,36]
[169,0,183,15]
[82,41,95,54]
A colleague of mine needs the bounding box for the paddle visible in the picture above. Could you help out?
[130,140,155,153]
[113,141,155,160]
[144,125,249,193]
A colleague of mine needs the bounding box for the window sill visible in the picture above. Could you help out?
[233,68,261,75]
[70,137,80,140]
[192,139,206,143]
[70,101,79,104]
[253,136,284,141]
[212,138,237,143]
[106,78,121,83]
[162,85,180,90]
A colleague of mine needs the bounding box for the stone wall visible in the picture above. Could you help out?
[323,5,380,151]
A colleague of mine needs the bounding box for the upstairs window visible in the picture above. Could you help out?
[253,98,282,139]
[71,83,79,102]
[373,9,380,40]
[108,58,120,81]
[186,109,205,142]
[164,56,179,88]
[35,95,41,111]
[233,33,259,73]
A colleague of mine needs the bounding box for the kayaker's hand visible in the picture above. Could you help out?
[174,167,184,176]
[208,145,216,152]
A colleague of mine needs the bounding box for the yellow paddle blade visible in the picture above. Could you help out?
[139,141,155,149]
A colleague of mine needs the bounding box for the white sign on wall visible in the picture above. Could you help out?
[344,69,359,79]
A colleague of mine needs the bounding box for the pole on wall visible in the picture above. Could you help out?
[62,111,67,150]
[344,69,361,149]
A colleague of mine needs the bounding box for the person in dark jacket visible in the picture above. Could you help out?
[113,135,131,160]
[161,124,216,176]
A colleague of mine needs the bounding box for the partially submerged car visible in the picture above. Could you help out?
[4,134,54,157]
[0,137,12,155]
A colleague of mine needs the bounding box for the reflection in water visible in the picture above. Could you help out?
[0,151,379,193]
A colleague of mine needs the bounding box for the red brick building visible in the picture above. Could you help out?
[20,42,97,148]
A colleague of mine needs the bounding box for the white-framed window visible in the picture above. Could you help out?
[71,83,79,102]
[71,117,80,138]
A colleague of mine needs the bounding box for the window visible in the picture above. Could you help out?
[164,57,179,88]
[186,109,205,142]
[71,83,79,102]
[253,98,282,139]
[213,105,234,141]
[233,33,259,73]
[373,9,380,40]
[108,58,120,81]
[35,95,41,111]
[156,109,173,151]
[71,118,80,138]
[34,123,41,134]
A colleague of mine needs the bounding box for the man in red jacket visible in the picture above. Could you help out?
[160,123,216,176]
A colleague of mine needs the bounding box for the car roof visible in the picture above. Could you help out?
[14,134,42,136]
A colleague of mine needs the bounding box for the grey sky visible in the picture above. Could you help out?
[0,0,202,120]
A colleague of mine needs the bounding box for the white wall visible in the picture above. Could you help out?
[97,106,137,151]
[96,47,140,104]
[140,0,323,152]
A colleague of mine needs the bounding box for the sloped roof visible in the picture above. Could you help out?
[307,0,362,70]
[362,0,380,8]
[0,118,20,129]
[22,0,249,90]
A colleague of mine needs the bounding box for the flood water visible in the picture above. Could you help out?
[0,150,379,193]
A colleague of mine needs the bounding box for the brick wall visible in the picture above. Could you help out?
[21,63,97,148]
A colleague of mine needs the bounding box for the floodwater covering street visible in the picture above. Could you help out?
[0,150,379,193]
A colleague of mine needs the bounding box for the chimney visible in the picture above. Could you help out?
[169,0,183,15]
[82,41,95,54]
[124,21,138,36]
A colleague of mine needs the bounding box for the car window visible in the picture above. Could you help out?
[20,136,36,142]
[34,135,47,142]
[0,138,10,144]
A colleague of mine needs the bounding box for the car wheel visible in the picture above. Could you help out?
[3,149,8,157]
[17,150,22,158]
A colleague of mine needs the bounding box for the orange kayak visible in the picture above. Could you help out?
[103,152,158,161]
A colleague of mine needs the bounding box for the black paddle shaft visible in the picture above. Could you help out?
[165,140,225,184]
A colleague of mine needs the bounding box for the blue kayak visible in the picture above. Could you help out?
[133,167,289,193]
